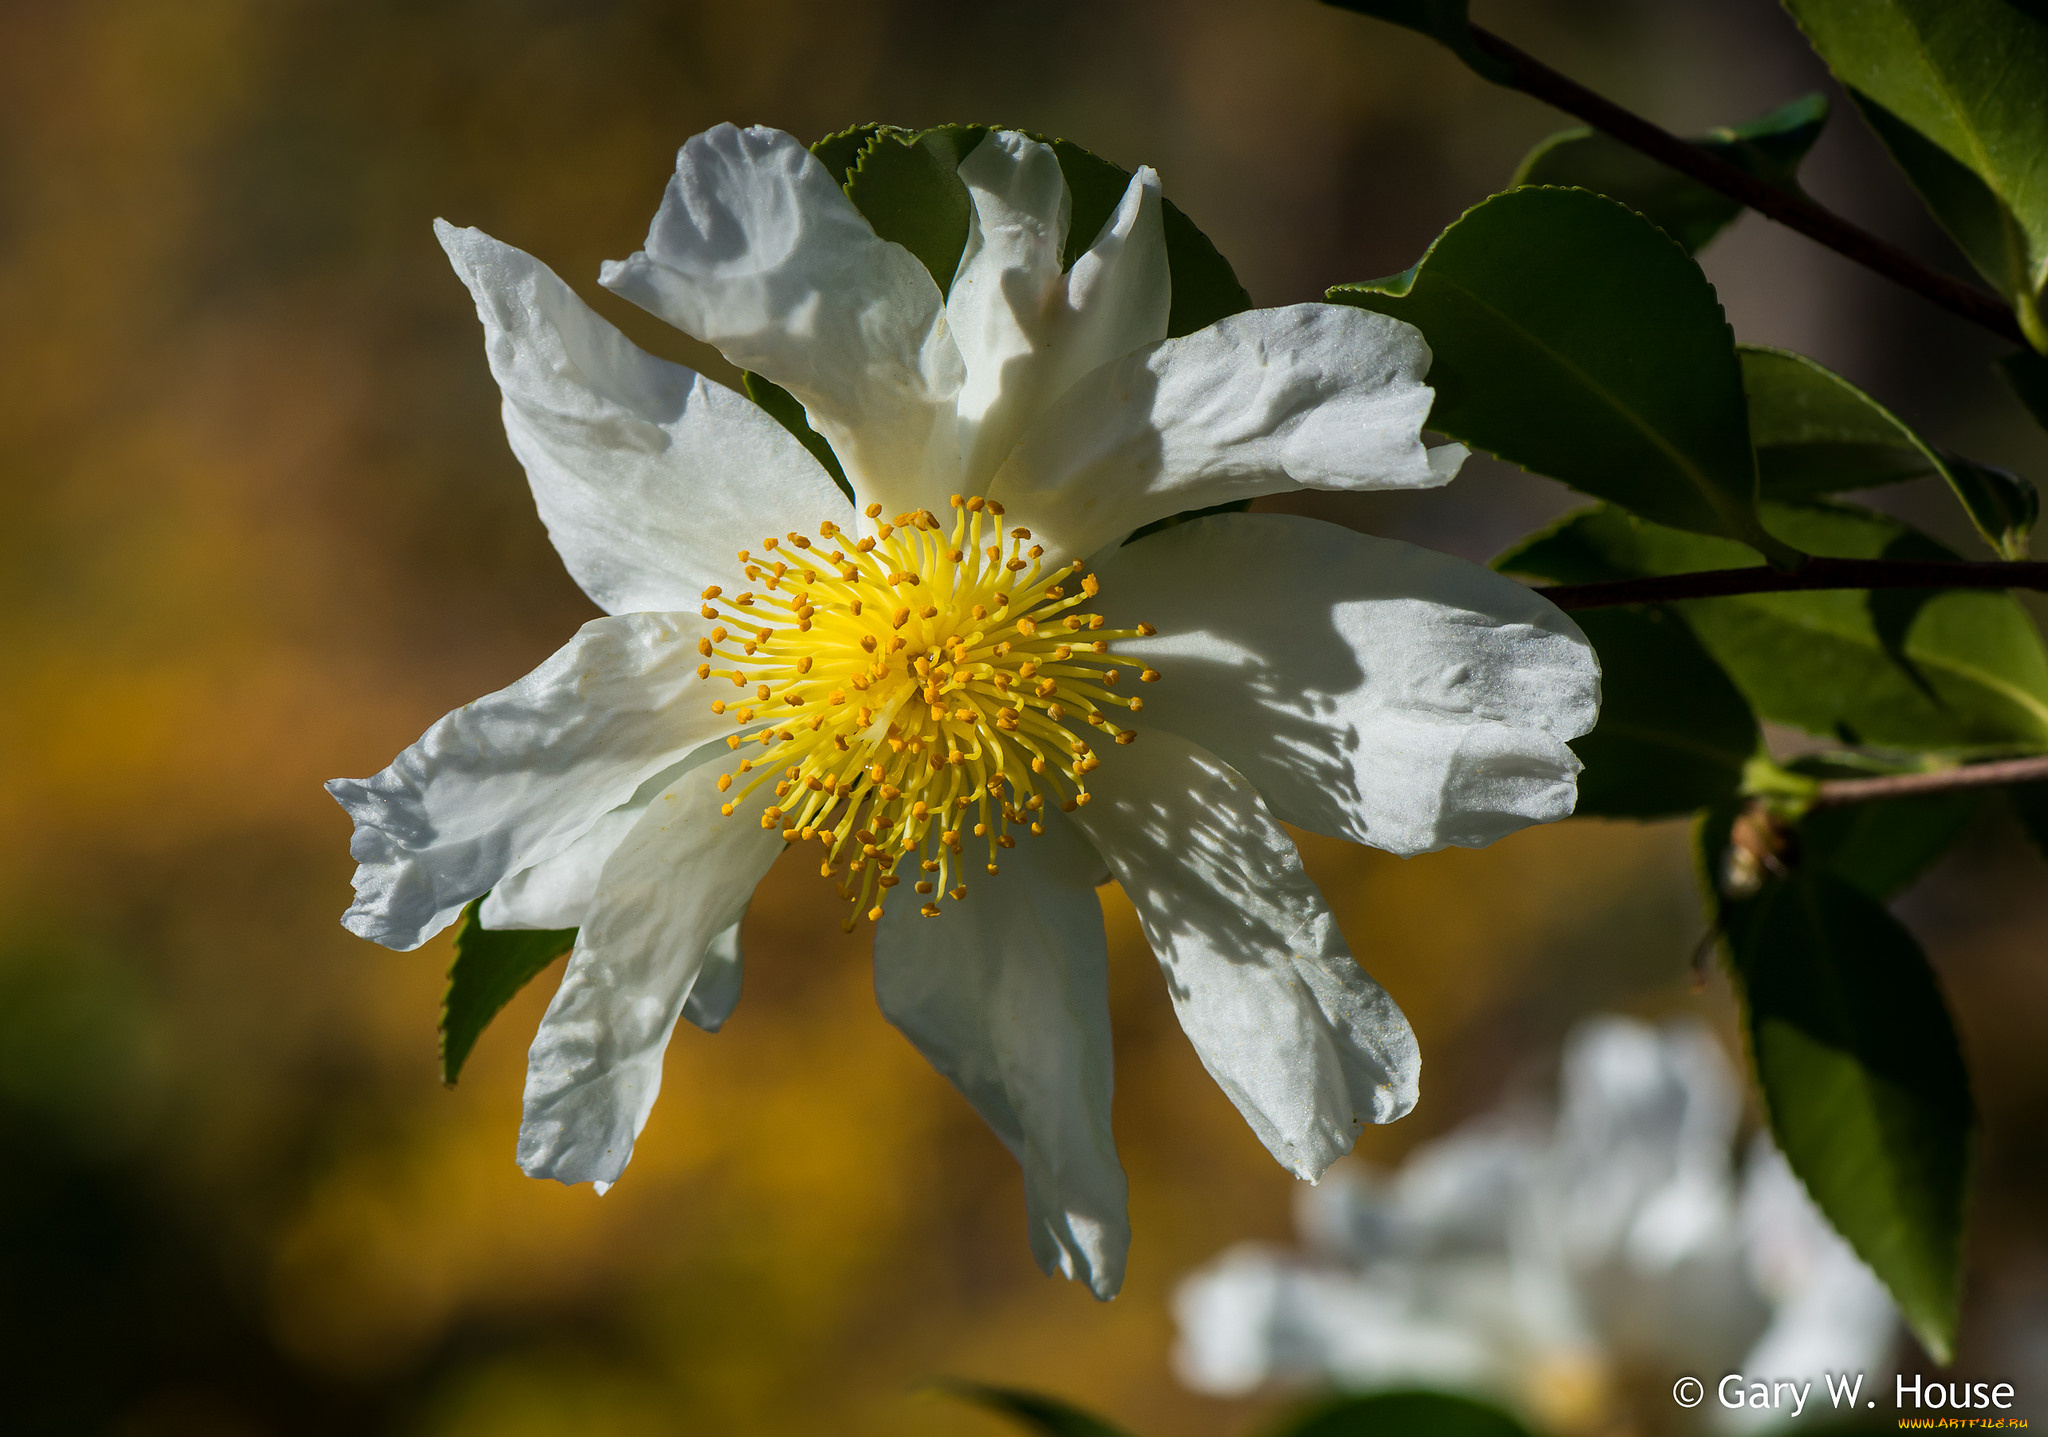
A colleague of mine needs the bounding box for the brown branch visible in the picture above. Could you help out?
[1811,755,2048,806]
[1535,557,2048,611]
[1465,25,2029,348]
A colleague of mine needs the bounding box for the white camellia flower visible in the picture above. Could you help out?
[1173,1016,1896,1430]
[327,124,1599,1300]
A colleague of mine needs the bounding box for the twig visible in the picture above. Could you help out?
[1535,557,2048,611]
[1465,25,2029,348]
[1810,755,2048,806]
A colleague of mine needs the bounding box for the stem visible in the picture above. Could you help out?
[1466,25,2029,348]
[1810,754,2048,807]
[1535,557,2048,611]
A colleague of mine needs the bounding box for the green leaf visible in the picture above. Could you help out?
[1726,871,1973,1360]
[1569,606,1760,819]
[1793,785,1980,900]
[1512,94,1828,254]
[440,900,575,1086]
[1329,187,1797,562]
[1937,450,2037,560]
[1497,500,1759,583]
[1270,1390,1537,1437]
[1742,345,2036,557]
[837,126,1251,338]
[1782,0,2048,349]
[2001,348,2048,432]
[742,371,851,503]
[1498,502,2048,752]
[1318,0,1514,82]
[1851,91,2046,349]
[932,1381,1137,1437]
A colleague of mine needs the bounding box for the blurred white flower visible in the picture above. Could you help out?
[326,123,1599,1300]
[1173,1016,1895,1431]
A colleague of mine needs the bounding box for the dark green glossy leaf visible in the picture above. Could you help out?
[1330,187,1796,561]
[1498,502,2048,752]
[1569,606,1759,819]
[1512,94,1828,254]
[1726,871,1972,1361]
[1782,0,2048,348]
[440,900,574,1085]
[1271,1390,1537,1437]
[933,1381,1137,1437]
[1742,345,2036,558]
[2002,348,2048,432]
[742,371,851,502]
[1937,451,2037,560]
[1319,0,1514,81]
[837,125,1251,338]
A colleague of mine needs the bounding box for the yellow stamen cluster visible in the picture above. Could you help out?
[695,495,1161,929]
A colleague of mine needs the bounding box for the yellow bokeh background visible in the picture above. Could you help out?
[3,2,2045,1433]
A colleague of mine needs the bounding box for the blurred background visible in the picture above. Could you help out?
[2,0,2045,1432]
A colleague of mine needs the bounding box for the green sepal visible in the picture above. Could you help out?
[742,371,852,503]
[930,1381,1137,1437]
[809,122,894,187]
[846,125,988,298]
[1724,871,1973,1362]
[835,124,1251,338]
[1318,0,1515,83]
[439,899,575,1086]
[1512,94,1828,254]
[1269,1390,1538,1437]
[1782,0,2048,350]
[1330,187,1797,562]
[1500,502,2048,753]
[1567,606,1760,820]
[1742,345,2036,558]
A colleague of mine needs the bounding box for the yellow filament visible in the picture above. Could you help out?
[698,495,1153,925]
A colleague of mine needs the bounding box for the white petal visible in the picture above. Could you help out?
[1100,513,1598,856]
[1066,727,1417,1178]
[991,304,1451,561]
[437,221,851,615]
[1172,1244,1514,1397]
[1730,1138,1895,1414]
[518,762,782,1188]
[873,809,1129,1298]
[328,613,721,951]
[949,134,1169,489]
[948,132,1069,485]
[481,748,718,930]
[600,124,964,516]
[489,768,747,1031]
[682,916,746,1034]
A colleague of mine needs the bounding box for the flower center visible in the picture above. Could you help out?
[694,495,1158,928]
